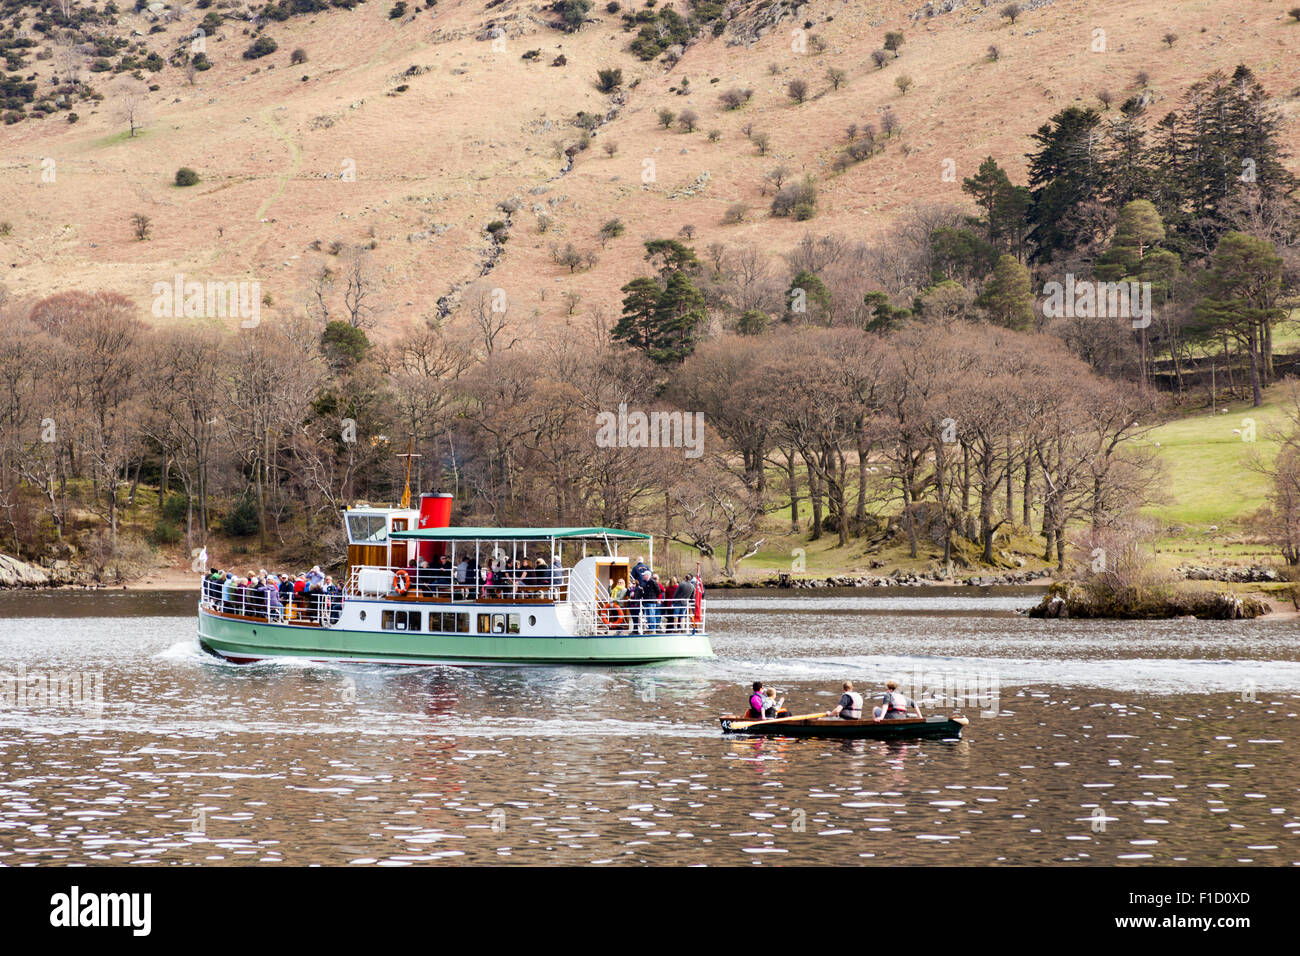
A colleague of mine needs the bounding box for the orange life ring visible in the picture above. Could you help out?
[599,602,625,628]
[393,569,410,595]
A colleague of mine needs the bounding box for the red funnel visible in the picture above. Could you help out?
[416,493,453,563]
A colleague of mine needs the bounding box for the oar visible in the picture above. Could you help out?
[723,711,826,732]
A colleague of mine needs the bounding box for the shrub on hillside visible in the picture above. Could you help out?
[553,0,593,32]
[174,167,200,186]
[243,36,278,59]
[595,67,623,92]
[771,178,817,219]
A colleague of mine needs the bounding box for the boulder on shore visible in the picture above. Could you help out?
[0,554,51,588]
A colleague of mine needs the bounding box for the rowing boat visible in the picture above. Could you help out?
[718,713,969,739]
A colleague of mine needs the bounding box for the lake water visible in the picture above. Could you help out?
[1,588,1297,866]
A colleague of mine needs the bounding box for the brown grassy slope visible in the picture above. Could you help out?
[1,0,1298,333]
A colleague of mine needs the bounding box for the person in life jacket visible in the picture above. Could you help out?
[873,680,922,721]
[825,681,863,719]
[747,681,766,719]
[762,686,786,718]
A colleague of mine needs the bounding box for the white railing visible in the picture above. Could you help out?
[199,577,342,626]
[566,573,706,636]
[346,564,572,603]
[566,572,607,636]
[586,595,706,636]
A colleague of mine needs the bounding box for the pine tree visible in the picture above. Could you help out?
[1094,200,1179,385]
[1167,66,1297,253]
[1026,107,1105,262]
[976,254,1035,329]
[1102,96,1153,208]
[612,247,708,363]
[1191,232,1285,406]
[613,277,662,354]
[785,269,831,324]
[652,270,707,363]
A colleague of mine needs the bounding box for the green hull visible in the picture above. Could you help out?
[197,608,713,666]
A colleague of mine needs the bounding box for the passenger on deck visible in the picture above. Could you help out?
[825,681,863,719]
[437,554,453,597]
[630,556,652,591]
[221,572,236,613]
[265,576,284,621]
[324,576,342,623]
[873,680,922,721]
[675,575,696,634]
[643,573,663,632]
[416,558,431,597]
[625,582,643,632]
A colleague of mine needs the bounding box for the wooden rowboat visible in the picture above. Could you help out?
[719,713,969,739]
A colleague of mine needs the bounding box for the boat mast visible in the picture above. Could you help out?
[396,438,421,510]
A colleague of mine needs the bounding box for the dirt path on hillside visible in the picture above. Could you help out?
[251,107,302,250]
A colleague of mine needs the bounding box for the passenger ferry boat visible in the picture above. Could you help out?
[196,493,713,666]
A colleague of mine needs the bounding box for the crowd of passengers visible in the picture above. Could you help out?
[607,556,702,634]
[203,566,342,624]
[403,553,565,598]
[201,553,703,633]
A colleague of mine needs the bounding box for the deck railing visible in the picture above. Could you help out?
[345,564,572,602]
[199,578,342,626]
[586,596,706,636]
[201,569,706,635]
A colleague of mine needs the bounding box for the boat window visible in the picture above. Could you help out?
[508,613,520,634]
[382,610,420,632]
[477,613,491,634]
[346,513,388,544]
[527,615,536,628]
[492,613,506,634]
[435,612,469,633]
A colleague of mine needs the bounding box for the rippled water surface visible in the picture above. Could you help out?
[1,588,1297,866]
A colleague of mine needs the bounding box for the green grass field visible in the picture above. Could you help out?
[1141,390,1285,528]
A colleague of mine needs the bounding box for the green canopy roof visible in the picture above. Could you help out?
[389,526,651,541]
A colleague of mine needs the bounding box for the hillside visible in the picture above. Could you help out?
[3,0,1299,328]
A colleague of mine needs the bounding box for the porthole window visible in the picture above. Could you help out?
[528,615,536,627]
[359,610,367,622]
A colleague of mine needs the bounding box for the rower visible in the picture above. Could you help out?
[873,680,922,722]
[825,681,863,720]
[747,681,766,719]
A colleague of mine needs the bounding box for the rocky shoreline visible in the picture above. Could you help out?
[1175,565,1280,583]
[0,554,96,589]
[724,569,1056,589]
